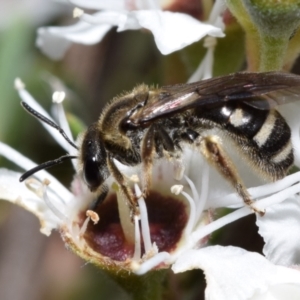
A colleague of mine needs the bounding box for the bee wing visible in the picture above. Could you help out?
[132,72,300,123]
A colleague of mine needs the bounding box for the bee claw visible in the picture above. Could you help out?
[141,190,148,199]
[130,204,140,222]
[251,205,265,217]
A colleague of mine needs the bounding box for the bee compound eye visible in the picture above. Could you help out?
[83,157,102,191]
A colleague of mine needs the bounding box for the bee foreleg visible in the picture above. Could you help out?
[199,136,265,216]
[106,153,138,219]
[90,184,108,211]
[141,125,156,195]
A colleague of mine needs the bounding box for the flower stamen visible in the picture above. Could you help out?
[184,175,200,205]
[52,91,65,104]
[25,177,44,198]
[181,190,197,235]
[173,158,185,180]
[203,36,217,48]
[210,171,300,208]
[133,214,142,261]
[172,182,197,236]
[135,184,152,254]
[134,251,171,275]
[51,90,76,156]
[208,0,225,24]
[195,160,209,221]
[86,210,99,224]
[73,7,84,18]
[170,184,183,195]
[14,78,72,152]
[14,77,25,90]
[187,0,225,82]
[78,215,90,237]
[42,179,68,221]
[115,183,135,244]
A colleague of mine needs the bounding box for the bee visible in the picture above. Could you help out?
[20,72,300,216]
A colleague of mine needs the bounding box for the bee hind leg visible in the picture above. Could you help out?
[199,135,265,216]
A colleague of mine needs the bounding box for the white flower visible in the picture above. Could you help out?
[1,82,300,298]
[36,0,225,60]
[173,246,300,300]
[257,196,300,266]
[187,0,225,82]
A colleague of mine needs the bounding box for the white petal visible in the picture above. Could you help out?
[250,266,300,300]
[117,10,224,55]
[36,27,71,60]
[172,246,275,300]
[0,169,36,202]
[15,81,72,152]
[118,15,142,30]
[0,169,60,235]
[36,18,112,60]
[256,197,300,266]
[0,142,72,202]
[37,9,224,59]
[68,0,127,10]
[69,0,159,11]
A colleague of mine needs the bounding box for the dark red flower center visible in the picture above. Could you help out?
[83,190,188,261]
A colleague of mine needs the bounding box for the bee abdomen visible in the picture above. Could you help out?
[252,110,291,158]
[222,107,293,180]
[251,110,293,179]
[239,110,293,180]
[195,105,294,180]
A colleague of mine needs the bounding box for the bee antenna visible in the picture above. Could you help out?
[19,154,78,182]
[21,101,79,150]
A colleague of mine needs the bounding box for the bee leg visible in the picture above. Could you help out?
[200,136,265,216]
[141,125,156,196]
[90,184,108,211]
[106,153,138,219]
[141,125,175,195]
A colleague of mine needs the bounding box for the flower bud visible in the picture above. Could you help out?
[227,0,300,71]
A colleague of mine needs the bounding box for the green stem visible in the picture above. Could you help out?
[244,27,260,72]
[226,0,300,72]
[109,269,169,300]
[226,0,260,71]
[259,34,288,72]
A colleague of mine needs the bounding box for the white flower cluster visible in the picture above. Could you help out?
[1,1,300,299]
[36,0,224,61]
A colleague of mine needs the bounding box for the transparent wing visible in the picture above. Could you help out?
[131,72,300,124]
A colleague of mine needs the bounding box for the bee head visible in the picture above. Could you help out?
[80,124,109,192]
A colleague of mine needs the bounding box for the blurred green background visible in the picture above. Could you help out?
[0,1,269,299]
